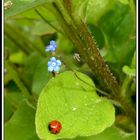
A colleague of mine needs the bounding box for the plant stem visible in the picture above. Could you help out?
[34,8,64,34]
[52,2,120,95]
[44,1,135,123]
[121,76,132,97]
[5,22,46,56]
[5,23,31,55]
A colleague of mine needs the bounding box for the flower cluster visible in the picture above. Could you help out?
[45,40,57,52]
[45,40,61,75]
[48,57,61,72]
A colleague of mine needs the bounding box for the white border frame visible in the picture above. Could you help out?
[136,0,138,139]
[2,0,4,139]
[2,0,138,140]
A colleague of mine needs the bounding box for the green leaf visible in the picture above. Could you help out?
[72,0,89,20]
[5,0,48,18]
[64,126,135,140]
[9,51,26,64]
[4,96,13,122]
[5,89,25,110]
[88,24,105,49]
[16,5,56,21]
[4,72,12,85]
[131,52,136,68]
[118,0,129,5]
[35,71,115,140]
[5,60,31,98]
[32,58,51,96]
[72,0,116,23]
[86,0,116,24]
[31,21,56,36]
[122,66,135,77]
[23,52,43,87]
[57,34,75,54]
[5,101,39,140]
[100,3,135,65]
[98,2,135,81]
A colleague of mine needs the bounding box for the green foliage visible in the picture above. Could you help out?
[31,21,56,36]
[4,0,136,140]
[72,0,116,24]
[4,101,39,140]
[122,66,136,77]
[57,34,75,54]
[64,126,135,140]
[5,0,48,18]
[9,51,26,64]
[118,0,129,5]
[23,53,43,82]
[86,0,116,24]
[72,0,89,20]
[36,71,115,140]
[4,96,13,122]
[100,3,134,63]
[5,88,25,110]
[98,2,135,81]
[32,58,52,95]
[88,25,105,49]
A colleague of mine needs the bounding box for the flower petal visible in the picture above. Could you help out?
[48,61,51,66]
[50,57,56,61]
[50,47,56,52]
[50,40,55,45]
[56,60,61,66]
[49,45,54,49]
[53,66,60,72]
[45,46,50,51]
[48,66,54,72]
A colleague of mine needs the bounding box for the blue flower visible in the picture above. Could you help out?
[48,57,62,72]
[45,40,57,52]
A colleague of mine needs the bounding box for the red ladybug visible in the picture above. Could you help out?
[48,120,62,134]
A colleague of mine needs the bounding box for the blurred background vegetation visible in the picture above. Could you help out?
[4,0,136,140]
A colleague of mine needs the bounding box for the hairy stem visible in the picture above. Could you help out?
[52,2,119,95]
[44,1,136,123]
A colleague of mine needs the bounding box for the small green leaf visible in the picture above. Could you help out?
[5,101,39,140]
[131,52,136,68]
[35,71,115,140]
[122,66,136,77]
[4,0,49,18]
